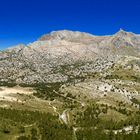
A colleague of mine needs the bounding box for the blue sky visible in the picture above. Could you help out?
[0,0,140,49]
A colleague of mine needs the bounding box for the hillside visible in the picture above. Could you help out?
[0,30,140,140]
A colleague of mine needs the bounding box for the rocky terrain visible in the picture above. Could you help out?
[0,29,140,140]
[0,29,139,85]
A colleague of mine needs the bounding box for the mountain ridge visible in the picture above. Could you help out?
[1,29,139,51]
[0,29,140,85]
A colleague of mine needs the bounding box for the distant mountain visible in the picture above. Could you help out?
[0,29,140,85]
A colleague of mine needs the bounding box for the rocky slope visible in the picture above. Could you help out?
[0,29,140,85]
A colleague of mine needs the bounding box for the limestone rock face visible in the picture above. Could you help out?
[0,30,140,85]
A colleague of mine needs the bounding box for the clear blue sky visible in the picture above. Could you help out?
[0,0,140,49]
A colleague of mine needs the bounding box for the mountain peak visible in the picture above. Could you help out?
[116,28,128,35]
[38,30,94,41]
[119,28,126,32]
[113,28,136,38]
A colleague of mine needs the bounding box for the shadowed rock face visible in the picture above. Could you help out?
[0,29,140,85]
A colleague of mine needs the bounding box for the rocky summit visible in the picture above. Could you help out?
[0,29,140,85]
